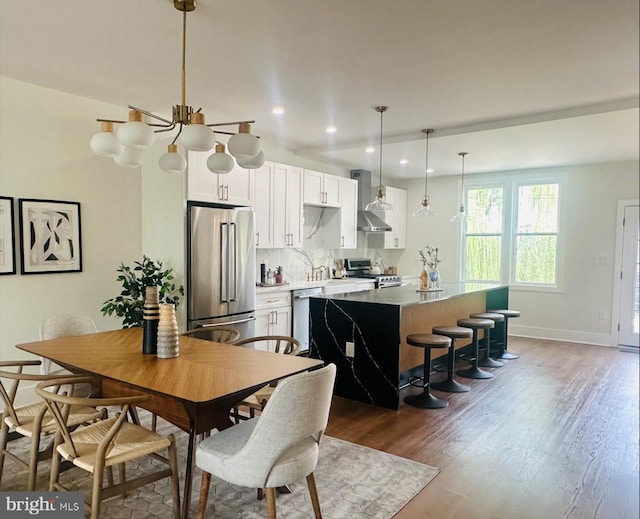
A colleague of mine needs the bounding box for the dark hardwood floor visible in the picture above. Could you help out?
[325,337,640,519]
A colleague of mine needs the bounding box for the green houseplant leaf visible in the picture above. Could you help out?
[101,255,185,328]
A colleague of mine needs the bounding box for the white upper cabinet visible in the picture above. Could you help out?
[378,186,407,249]
[339,177,358,249]
[272,163,304,248]
[252,162,275,248]
[187,150,253,206]
[303,169,341,207]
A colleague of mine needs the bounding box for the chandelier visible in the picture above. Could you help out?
[365,106,393,211]
[89,0,263,174]
[412,128,438,217]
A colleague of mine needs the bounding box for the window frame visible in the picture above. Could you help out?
[459,172,565,293]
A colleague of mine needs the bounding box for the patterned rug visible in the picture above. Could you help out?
[1,417,439,518]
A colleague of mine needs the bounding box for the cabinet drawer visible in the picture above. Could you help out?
[256,291,291,309]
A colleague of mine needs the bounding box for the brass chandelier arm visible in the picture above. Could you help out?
[206,119,256,127]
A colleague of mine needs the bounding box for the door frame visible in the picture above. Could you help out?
[611,198,639,346]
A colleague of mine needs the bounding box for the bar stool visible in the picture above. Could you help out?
[404,334,451,409]
[430,326,472,393]
[455,318,495,379]
[487,309,521,359]
[469,312,505,368]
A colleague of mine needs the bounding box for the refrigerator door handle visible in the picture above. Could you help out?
[220,222,229,303]
[192,316,256,328]
[229,222,237,302]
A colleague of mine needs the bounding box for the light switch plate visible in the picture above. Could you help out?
[345,341,355,357]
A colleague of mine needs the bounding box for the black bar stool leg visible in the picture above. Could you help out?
[430,339,470,393]
[499,318,519,359]
[478,328,504,368]
[404,347,449,409]
[456,329,493,379]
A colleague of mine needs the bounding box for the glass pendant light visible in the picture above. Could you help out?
[451,152,469,223]
[365,106,393,211]
[413,128,438,218]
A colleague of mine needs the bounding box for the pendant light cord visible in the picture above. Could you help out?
[459,152,467,211]
[378,109,384,190]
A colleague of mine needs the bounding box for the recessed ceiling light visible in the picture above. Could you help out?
[366,147,375,153]
[326,126,337,133]
[400,159,408,165]
[427,168,434,174]
[272,106,285,115]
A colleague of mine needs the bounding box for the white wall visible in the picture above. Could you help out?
[0,77,142,366]
[399,160,640,346]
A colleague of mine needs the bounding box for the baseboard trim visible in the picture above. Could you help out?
[509,325,614,347]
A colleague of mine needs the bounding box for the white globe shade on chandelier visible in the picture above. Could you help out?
[159,144,188,174]
[207,144,235,174]
[89,122,123,158]
[116,110,155,149]
[227,122,260,160]
[178,112,216,152]
[114,146,145,168]
[236,150,265,169]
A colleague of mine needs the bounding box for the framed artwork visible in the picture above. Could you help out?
[0,196,16,275]
[19,198,82,274]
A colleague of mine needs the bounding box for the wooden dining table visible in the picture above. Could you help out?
[16,327,323,518]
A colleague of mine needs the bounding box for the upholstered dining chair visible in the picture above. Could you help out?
[35,376,181,519]
[231,335,302,423]
[195,363,336,519]
[0,360,106,491]
[39,314,98,375]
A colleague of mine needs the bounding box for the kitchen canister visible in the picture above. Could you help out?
[157,303,180,358]
[142,285,160,354]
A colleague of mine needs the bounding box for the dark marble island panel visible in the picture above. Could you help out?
[309,283,508,409]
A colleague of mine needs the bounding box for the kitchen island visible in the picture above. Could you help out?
[309,282,508,409]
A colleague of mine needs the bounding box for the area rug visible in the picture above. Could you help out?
[1,420,439,518]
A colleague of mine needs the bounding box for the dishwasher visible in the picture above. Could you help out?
[291,287,323,354]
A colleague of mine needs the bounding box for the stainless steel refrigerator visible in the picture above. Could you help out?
[187,202,256,339]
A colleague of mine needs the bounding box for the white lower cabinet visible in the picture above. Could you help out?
[255,291,292,351]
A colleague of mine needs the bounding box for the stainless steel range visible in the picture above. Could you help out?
[344,258,402,288]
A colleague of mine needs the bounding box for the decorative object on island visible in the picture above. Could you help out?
[157,303,180,359]
[275,266,283,284]
[418,245,442,291]
[89,0,262,174]
[365,106,393,211]
[18,198,82,275]
[142,286,160,354]
[0,196,16,275]
[413,129,438,218]
[101,256,184,328]
[451,152,469,223]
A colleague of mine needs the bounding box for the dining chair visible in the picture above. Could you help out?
[231,335,302,423]
[182,325,241,343]
[35,375,181,519]
[195,363,336,519]
[39,314,98,382]
[0,360,106,491]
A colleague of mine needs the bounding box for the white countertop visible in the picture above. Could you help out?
[256,278,375,293]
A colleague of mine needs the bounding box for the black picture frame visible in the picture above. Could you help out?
[0,196,16,275]
[18,198,82,274]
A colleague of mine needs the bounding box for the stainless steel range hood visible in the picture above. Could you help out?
[351,169,392,232]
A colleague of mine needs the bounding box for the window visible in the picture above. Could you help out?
[462,177,561,288]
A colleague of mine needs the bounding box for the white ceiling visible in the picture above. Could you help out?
[1,0,638,179]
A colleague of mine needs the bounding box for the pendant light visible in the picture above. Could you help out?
[451,152,468,223]
[413,128,438,217]
[365,106,393,211]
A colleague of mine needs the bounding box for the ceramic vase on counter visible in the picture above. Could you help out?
[157,303,179,359]
[142,286,160,354]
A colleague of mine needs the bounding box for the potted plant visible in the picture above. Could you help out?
[101,256,184,328]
